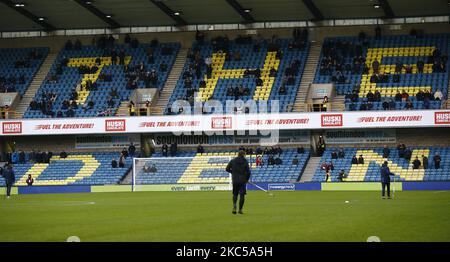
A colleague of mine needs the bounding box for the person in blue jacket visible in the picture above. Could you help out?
[11,152,19,164]
[1,163,15,199]
[380,161,395,199]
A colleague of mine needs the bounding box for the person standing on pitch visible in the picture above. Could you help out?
[226,150,251,215]
[380,161,394,199]
[1,163,15,199]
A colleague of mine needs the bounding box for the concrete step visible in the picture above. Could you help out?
[292,42,322,112]
[299,156,322,182]
[12,52,59,118]
[150,48,188,116]
[115,101,130,116]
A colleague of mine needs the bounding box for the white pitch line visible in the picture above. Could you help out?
[9,201,96,207]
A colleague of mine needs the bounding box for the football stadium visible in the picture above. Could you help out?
[0,0,450,246]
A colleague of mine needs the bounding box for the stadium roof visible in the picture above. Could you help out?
[0,0,449,32]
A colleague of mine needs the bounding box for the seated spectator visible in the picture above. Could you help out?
[405,100,414,110]
[269,67,277,77]
[404,148,412,162]
[372,60,380,73]
[149,164,157,173]
[374,90,381,102]
[60,151,68,159]
[274,157,282,165]
[297,146,304,154]
[382,100,389,110]
[292,155,299,165]
[268,155,275,166]
[394,91,402,102]
[434,153,441,169]
[358,155,364,165]
[397,144,406,158]
[388,99,396,110]
[256,155,263,166]
[393,73,400,83]
[26,174,34,186]
[170,142,177,157]
[121,147,129,158]
[276,146,283,156]
[128,143,136,157]
[412,157,421,169]
[88,100,95,110]
[401,90,409,102]
[338,149,345,158]
[383,145,390,158]
[143,162,151,172]
[111,158,118,168]
[331,151,338,159]
[422,155,429,169]
[279,85,286,95]
[119,154,125,168]
[162,143,168,157]
[366,91,374,102]
[197,144,204,154]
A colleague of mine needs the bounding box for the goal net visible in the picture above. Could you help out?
[132,156,234,192]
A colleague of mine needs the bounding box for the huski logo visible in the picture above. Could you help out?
[435,112,450,124]
[105,119,126,132]
[2,122,22,134]
[211,117,232,129]
[321,114,343,127]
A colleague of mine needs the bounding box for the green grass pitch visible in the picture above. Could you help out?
[1,191,449,242]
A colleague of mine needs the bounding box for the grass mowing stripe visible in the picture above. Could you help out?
[0,191,449,242]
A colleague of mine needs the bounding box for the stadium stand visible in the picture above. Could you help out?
[0,152,132,186]
[312,147,450,182]
[0,47,49,96]
[314,34,449,111]
[23,39,180,118]
[166,36,309,114]
[135,148,310,184]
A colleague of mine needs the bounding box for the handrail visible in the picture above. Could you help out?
[0,108,22,119]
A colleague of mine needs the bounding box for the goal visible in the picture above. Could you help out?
[132,156,234,192]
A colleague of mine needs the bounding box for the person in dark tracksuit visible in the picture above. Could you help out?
[226,150,251,214]
[380,161,394,199]
[1,163,15,198]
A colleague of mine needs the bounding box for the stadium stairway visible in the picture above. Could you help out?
[151,48,188,115]
[299,156,322,182]
[13,52,59,118]
[293,41,322,112]
[115,101,129,116]
[120,168,133,184]
[447,80,450,109]
[331,95,346,111]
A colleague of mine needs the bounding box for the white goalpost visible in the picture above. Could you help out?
[132,156,233,192]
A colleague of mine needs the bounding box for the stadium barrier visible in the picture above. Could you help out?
[4,181,450,195]
[1,110,450,136]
